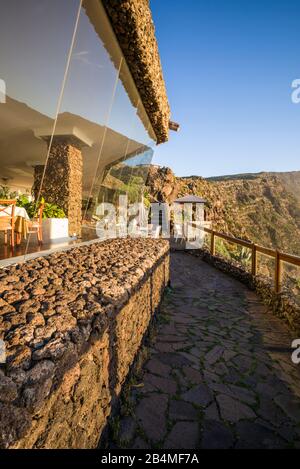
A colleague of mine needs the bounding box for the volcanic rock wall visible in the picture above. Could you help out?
[0,238,169,448]
[102,0,170,144]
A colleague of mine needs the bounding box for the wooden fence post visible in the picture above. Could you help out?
[275,250,282,294]
[210,230,215,256]
[251,243,257,277]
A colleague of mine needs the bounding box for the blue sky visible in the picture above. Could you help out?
[151,0,300,177]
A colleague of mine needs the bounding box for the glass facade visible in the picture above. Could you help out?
[0,0,156,264]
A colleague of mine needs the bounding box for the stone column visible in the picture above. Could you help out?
[33,136,84,238]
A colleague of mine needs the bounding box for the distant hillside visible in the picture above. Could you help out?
[207,171,300,204]
[270,171,300,204]
[145,166,300,256]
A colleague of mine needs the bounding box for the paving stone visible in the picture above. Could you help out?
[112,252,300,450]
[255,362,271,378]
[182,384,213,407]
[223,350,237,363]
[155,352,191,368]
[266,374,294,396]
[216,394,256,423]
[155,342,176,353]
[164,422,199,449]
[189,347,204,359]
[257,396,289,427]
[213,362,228,376]
[205,346,224,365]
[222,368,241,384]
[131,437,150,449]
[211,383,256,406]
[182,366,204,385]
[235,421,286,449]
[276,424,297,443]
[138,381,157,394]
[256,382,278,398]
[169,400,198,421]
[135,394,168,442]
[143,373,177,395]
[118,417,136,444]
[232,355,254,373]
[145,358,171,377]
[203,370,220,384]
[205,402,220,420]
[274,394,300,423]
[201,420,234,449]
[178,351,200,367]
[171,340,191,349]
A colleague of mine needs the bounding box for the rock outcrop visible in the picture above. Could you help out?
[145,165,300,256]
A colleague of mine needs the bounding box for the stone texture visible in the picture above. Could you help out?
[136,393,168,442]
[0,238,170,448]
[169,400,198,421]
[190,248,300,336]
[102,0,170,144]
[182,384,213,408]
[118,417,136,445]
[235,421,286,449]
[164,422,199,449]
[33,138,83,237]
[201,420,234,449]
[145,358,171,377]
[216,394,256,423]
[143,374,177,395]
[111,252,300,449]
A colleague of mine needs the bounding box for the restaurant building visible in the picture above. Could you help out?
[0,0,173,449]
[0,0,171,263]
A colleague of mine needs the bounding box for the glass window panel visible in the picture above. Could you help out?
[0,0,81,264]
[0,0,158,263]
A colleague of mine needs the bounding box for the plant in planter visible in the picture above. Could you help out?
[37,198,69,243]
[17,195,66,218]
[17,195,69,243]
[41,201,66,219]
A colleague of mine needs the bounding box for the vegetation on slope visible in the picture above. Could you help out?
[145,166,300,256]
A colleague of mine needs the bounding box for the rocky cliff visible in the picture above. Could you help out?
[145,166,300,256]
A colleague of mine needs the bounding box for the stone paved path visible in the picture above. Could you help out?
[112,252,300,449]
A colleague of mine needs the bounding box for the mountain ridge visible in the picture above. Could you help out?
[145,166,300,256]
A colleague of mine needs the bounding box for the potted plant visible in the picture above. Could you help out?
[17,195,69,243]
[40,200,69,243]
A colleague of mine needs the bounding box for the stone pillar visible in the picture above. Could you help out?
[33,137,83,238]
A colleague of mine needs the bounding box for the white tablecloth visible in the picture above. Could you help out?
[0,205,30,220]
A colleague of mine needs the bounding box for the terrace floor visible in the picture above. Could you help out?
[112,251,300,449]
[0,228,97,265]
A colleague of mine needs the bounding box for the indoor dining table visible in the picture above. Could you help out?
[0,204,30,244]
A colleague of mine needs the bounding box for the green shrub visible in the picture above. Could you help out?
[17,195,65,219]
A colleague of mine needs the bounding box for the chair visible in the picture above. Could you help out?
[28,203,44,245]
[0,199,16,248]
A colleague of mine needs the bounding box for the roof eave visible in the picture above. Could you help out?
[101,0,171,144]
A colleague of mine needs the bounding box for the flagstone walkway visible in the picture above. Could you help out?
[112,252,300,449]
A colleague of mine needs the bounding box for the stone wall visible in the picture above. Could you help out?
[0,238,169,448]
[189,248,300,335]
[102,0,171,144]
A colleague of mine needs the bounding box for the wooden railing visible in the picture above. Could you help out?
[204,227,300,294]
